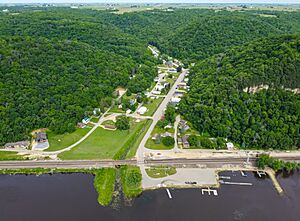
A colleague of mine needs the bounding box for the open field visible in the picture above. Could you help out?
[47,127,92,152]
[0,151,26,161]
[59,120,145,160]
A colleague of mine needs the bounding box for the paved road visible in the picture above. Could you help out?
[1,156,298,169]
[136,69,187,162]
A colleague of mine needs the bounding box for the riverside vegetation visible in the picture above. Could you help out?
[0,167,142,206]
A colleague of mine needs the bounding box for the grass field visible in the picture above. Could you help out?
[59,120,145,160]
[144,98,163,116]
[0,151,27,161]
[146,166,176,178]
[47,127,91,151]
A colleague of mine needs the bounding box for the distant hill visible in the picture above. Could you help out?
[164,13,300,63]
[179,35,300,149]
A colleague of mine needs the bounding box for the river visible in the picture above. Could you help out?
[0,171,299,221]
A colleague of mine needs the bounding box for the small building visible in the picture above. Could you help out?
[4,141,30,149]
[226,142,234,150]
[104,124,116,130]
[165,61,173,68]
[164,123,173,129]
[82,117,90,124]
[35,132,47,143]
[93,108,101,116]
[77,122,86,128]
[171,97,181,104]
[152,90,161,95]
[155,84,165,91]
[126,109,132,114]
[178,119,190,132]
[178,135,190,148]
[161,132,172,138]
[137,106,148,115]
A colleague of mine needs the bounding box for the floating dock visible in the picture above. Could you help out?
[220,180,252,186]
[201,188,218,196]
[166,188,172,199]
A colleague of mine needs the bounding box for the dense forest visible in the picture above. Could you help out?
[0,6,299,149]
[179,35,300,149]
[0,8,157,145]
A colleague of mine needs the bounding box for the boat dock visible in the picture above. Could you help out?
[201,187,218,196]
[166,188,172,199]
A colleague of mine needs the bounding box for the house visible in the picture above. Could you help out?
[155,84,165,91]
[164,123,173,129]
[152,90,161,95]
[178,120,190,132]
[104,124,116,130]
[77,122,86,128]
[129,99,136,105]
[4,141,29,149]
[93,108,101,116]
[35,132,47,143]
[178,135,190,148]
[168,68,177,73]
[154,77,160,82]
[165,61,173,68]
[161,132,172,138]
[126,109,132,114]
[82,117,90,124]
[226,142,234,150]
[137,106,148,115]
[171,97,181,104]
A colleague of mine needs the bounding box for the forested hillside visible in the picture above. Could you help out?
[102,9,300,62]
[180,35,300,149]
[0,8,157,145]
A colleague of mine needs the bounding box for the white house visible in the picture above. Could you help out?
[137,106,148,115]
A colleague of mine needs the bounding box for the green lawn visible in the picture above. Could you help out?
[146,166,176,178]
[47,127,91,151]
[109,105,125,113]
[144,98,163,116]
[0,151,27,161]
[145,138,173,150]
[59,120,144,160]
[145,124,175,150]
[90,117,100,123]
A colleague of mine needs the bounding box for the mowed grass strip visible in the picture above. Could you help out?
[146,166,176,178]
[0,151,26,161]
[144,97,163,116]
[59,121,144,160]
[47,127,92,152]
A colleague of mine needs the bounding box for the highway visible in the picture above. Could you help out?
[0,156,299,169]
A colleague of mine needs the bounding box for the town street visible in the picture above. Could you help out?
[136,68,187,162]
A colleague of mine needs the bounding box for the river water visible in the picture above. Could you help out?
[0,171,299,221]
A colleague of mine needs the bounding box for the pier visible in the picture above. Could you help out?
[166,188,172,199]
[201,187,218,196]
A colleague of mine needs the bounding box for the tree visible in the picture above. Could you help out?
[165,105,176,124]
[162,136,175,146]
[116,115,130,130]
[188,135,198,147]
